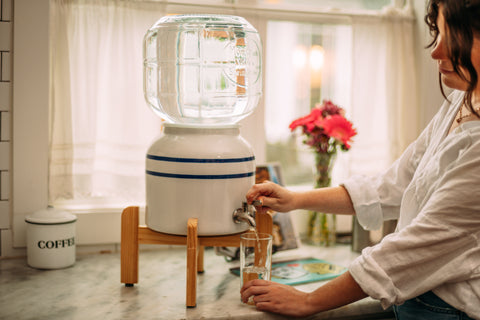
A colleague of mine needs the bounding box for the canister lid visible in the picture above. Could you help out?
[25,206,77,225]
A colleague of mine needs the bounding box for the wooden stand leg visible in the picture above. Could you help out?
[256,210,273,235]
[197,245,205,274]
[255,210,274,271]
[121,206,139,286]
[186,218,198,308]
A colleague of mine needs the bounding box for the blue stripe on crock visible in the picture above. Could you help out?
[146,170,254,179]
[146,154,255,163]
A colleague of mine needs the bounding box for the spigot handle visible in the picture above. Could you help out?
[232,202,256,228]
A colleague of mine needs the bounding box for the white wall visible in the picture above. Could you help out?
[0,0,16,257]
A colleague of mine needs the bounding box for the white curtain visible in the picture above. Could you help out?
[49,0,165,204]
[348,4,418,177]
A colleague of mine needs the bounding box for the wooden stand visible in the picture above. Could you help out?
[120,206,272,308]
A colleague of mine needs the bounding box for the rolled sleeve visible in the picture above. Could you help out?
[342,176,383,230]
[343,138,421,230]
[350,215,480,308]
[349,248,398,309]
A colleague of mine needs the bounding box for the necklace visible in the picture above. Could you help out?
[456,105,480,123]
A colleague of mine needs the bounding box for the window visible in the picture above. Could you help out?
[13,0,417,246]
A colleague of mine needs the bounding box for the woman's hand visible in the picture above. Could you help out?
[248,182,355,216]
[246,181,297,213]
[240,272,367,317]
[240,279,318,317]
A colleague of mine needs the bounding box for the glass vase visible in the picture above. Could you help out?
[306,152,336,246]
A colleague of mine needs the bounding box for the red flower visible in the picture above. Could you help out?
[318,100,343,117]
[289,108,323,133]
[289,100,357,153]
[320,115,357,150]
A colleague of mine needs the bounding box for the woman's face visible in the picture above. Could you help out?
[472,34,480,96]
[430,5,480,95]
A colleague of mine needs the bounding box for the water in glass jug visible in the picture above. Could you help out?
[143,14,262,125]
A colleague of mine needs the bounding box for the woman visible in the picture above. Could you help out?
[240,0,480,319]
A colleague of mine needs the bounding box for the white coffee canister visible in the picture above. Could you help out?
[25,206,77,269]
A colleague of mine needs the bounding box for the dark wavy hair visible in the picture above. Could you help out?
[425,0,480,115]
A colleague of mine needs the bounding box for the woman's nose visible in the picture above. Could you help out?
[431,36,447,60]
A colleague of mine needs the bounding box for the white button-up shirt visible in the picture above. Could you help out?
[344,90,480,319]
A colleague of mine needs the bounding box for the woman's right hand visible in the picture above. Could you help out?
[246,181,297,213]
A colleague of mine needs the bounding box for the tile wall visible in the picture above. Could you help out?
[0,0,12,257]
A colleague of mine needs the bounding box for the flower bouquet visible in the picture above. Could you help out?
[289,100,357,246]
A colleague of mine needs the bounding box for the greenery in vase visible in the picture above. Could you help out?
[289,100,357,246]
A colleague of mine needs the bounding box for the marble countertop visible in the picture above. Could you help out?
[0,244,394,320]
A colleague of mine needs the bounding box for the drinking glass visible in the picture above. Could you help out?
[240,232,272,304]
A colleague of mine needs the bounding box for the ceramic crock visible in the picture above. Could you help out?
[146,123,255,235]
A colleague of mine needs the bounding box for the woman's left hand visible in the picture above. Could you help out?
[240,279,318,317]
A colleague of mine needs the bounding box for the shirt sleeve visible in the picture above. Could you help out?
[342,123,432,230]
[349,133,480,308]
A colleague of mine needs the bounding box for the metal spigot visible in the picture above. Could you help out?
[233,202,256,228]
